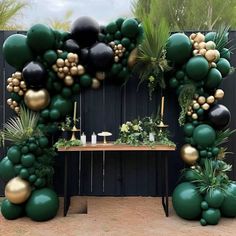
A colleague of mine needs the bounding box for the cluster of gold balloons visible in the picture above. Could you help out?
[109,42,126,63]
[52,52,85,86]
[181,144,199,165]
[190,33,220,67]
[7,98,20,113]
[5,177,31,204]
[6,72,27,96]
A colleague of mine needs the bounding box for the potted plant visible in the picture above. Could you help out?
[59,116,73,140]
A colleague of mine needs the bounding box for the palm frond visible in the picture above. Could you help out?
[213,24,230,51]
[215,128,236,146]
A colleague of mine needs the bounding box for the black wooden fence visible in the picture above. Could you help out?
[0,31,236,196]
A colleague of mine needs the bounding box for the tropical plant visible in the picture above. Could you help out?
[54,138,82,149]
[214,128,236,147]
[0,0,27,30]
[0,106,40,145]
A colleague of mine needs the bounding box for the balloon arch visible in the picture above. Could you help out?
[0,16,235,225]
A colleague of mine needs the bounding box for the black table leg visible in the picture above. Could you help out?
[64,153,70,217]
[161,153,169,217]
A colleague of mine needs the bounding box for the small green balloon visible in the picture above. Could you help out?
[80,74,92,87]
[183,123,195,137]
[176,70,185,80]
[41,109,50,119]
[201,201,209,210]
[26,188,59,221]
[3,34,34,69]
[21,154,35,168]
[19,168,29,179]
[121,18,139,38]
[114,31,122,40]
[205,189,224,208]
[34,177,46,188]
[27,24,55,53]
[0,157,16,181]
[205,68,222,89]
[116,18,125,28]
[220,48,230,61]
[10,92,22,102]
[29,174,37,183]
[221,183,236,217]
[7,146,21,164]
[43,50,57,65]
[1,199,24,220]
[169,77,179,88]
[121,37,131,48]
[111,63,122,75]
[14,164,23,175]
[72,84,80,94]
[200,218,207,226]
[184,169,198,182]
[217,58,231,77]
[202,208,221,225]
[205,32,216,42]
[50,109,61,120]
[38,136,49,148]
[61,87,72,98]
[106,22,118,34]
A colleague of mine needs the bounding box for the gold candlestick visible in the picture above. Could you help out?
[157,96,168,132]
[70,101,80,140]
[73,101,77,125]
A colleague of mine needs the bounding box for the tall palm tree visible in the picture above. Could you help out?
[0,0,27,30]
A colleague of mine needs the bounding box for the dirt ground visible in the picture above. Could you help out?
[0,197,235,236]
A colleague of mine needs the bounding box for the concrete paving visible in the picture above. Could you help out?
[0,197,235,236]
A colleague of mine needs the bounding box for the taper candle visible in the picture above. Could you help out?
[73,101,77,123]
[161,96,165,118]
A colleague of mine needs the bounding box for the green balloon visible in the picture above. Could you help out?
[1,199,24,220]
[205,32,216,42]
[29,143,37,152]
[200,218,207,226]
[205,68,222,89]
[166,33,192,64]
[186,56,209,81]
[193,124,216,148]
[7,146,21,164]
[116,17,125,28]
[50,95,73,118]
[184,169,198,182]
[205,189,224,208]
[27,24,55,53]
[43,50,57,65]
[72,84,80,94]
[114,31,122,40]
[14,164,23,175]
[106,22,118,34]
[19,168,29,179]
[38,136,49,148]
[121,18,139,38]
[34,177,46,188]
[221,183,236,217]
[21,146,29,154]
[41,109,50,119]
[172,182,203,220]
[0,157,16,181]
[111,63,122,75]
[220,48,230,61]
[176,70,185,80]
[21,154,35,168]
[121,37,131,48]
[169,77,179,88]
[61,87,72,98]
[3,34,34,69]
[50,109,61,120]
[183,123,195,137]
[10,92,22,102]
[217,58,231,77]
[80,74,92,87]
[201,201,209,210]
[26,188,59,221]
[29,174,37,183]
[202,208,221,225]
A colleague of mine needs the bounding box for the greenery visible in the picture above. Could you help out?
[54,138,82,149]
[215,128,236,147]
[132,0,171,99]
[132,0,236,31]
[178,84,196,126]
[116,116,175,146]
[0,0,27,30]
[0,106,40,145]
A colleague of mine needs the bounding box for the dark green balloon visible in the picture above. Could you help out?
[50,95,73,118]
[50,109,61,120]
[21,154,35,168]
[41,109,50,119]
[14,164,23,175]
[27,24,55,53]
[183,123,195,137]
[176,70,185,80]
[80,74,92,87]
[1,199,24,220]
[186,56,209,81]
[220,48,230,61]
[29,174,37,183]
[106,22,118,34]
[72,84,80,94]
[205,68,222,89]
[201,201,209,210]
[43,50,57,65]
[221,183,236,217]
[205,32,216,42]
[62,87,72,98]
[193,124,216,148]
[172,182,203,220]
[10,92,22,102]
[184,169,198,182]
[0,157,16,181]
[7,146,21,164]
[200,218,207,226]
[26,188,59,221]
[38,136,49,148]
[121,18,139,38]
[121,37,131,48]
[166,33,192,64]
[205,189,224,208]
[169,77,179,88]
[34,177,46,188]
[202,208,221,225]
[21,146,29,154]
[111,63,122,75]
[3,34,34,69]
[116,18,125,28]
[217,58,231,77]
[19,168,29,179]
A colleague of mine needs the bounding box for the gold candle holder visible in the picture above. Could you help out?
[157,96,168,132]
[70,125,80,141]
[98,131,112,144]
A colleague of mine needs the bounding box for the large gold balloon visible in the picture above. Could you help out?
[180,144,199,165]
[5,177,31,204]
[128,48,138,68]
[24,89,50,111]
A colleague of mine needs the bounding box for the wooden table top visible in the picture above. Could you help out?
[57,142,176,152]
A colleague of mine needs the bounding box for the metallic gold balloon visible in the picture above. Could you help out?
[24,89,50,111]
[5,177,31,204]
[77,65,85,75]
[96,71,106,81]
[192,113,198,120]
[67,53,75,63]
[57,72,65,79]
[92,78,101,89]
[205,50,217,62]
[64,76,74,86]
[12,101,17,106]
[193,103,200,110]
[56,58,64,67]
[180,144,199,165]
[202,103,210,110]
[207,96,215,104]
[63,66,69,74]
[12,78,20,86]
[214,89,224,100]
[14,72,22,79]
[7,98,12,105]
[18,90,24,96]
[70,66,78,75]
[7,77,12,83]
[114,56,119,62]
[198,96,206,104]
[7,85,13,92]
[15,107,20,113]
[13,86,20,93]
[128,48,138,68]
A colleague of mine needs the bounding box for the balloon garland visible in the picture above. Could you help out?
[0,16,143,221]
[166,31,235,226]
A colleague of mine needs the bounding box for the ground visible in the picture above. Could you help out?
[0,197,235,236]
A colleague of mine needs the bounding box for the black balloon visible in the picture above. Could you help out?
[63,39,80,54]
[79,48,89,64]
[208,104,231,130]
[88,43,114,71]
[71,16,99,48]
[22,61,47,88]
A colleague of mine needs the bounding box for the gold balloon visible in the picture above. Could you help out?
[92,78,101,89]
[67,52,75,63]
[18,90,24,96]
[7,98,12,105]
[193,103,200,110]
[96,71,106,81]
[202,103,210,110]
[128,48,138,68]
[114,56,119,62]
[192,113,198,120]
[12,78,20,86]
[63,66,69,74]
[15,107,20,113]
[5,177,31,204]
[7,77,12,83]
[215,89,224,100]
[77,65,85,75]
[24,89,50,111]
[207,95,215,104]
[180,144,199,165]
[7,85,13,92]
[13,86,20,93]
[70,66,78,75]
[56,58,64,67]
[64,75,74,86]
[205,49,217,62]
[14,72,22,79]
[198,96,206,104]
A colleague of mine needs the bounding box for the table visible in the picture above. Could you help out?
[58,142,176,217]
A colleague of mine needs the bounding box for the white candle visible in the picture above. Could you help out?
[91,132,97,145]
[73,101,77,123]
[161,96,165,118]
[149,132,155,142]
[81,132,86,146]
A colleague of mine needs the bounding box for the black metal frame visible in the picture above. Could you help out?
[63,151,169,217]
